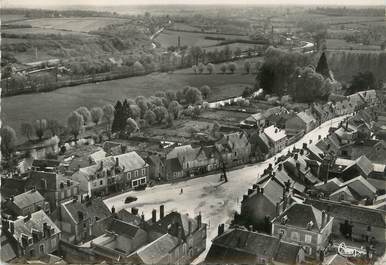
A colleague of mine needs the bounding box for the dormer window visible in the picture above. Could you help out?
[281,215,288,225]
[306,221,314,230]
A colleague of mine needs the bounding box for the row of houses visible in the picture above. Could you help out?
[1,197,207,265]
[205,144,385,264]
[66,90,377,193]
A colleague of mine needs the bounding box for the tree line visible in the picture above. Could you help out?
[110,85,211,136]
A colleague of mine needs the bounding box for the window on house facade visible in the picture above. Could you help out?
[66,189,71,197]
[290,231,300,241]
[39,244,45,254]
[140,178,146,184]
[279,229,286,238]
[304,246,312,255]
[83,222,87,228]
[29,249,34,257]
[142,168,146,176]
[99,180,103,185]
[51,237,57,249]
[132,180,138,187]
[127,172,131,179]
[304,234,312,244]
[135,170,138,178]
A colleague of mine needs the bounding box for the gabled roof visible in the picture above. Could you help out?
[216,132,250,152]
[131,233,179,264]
[263,125,287,143]
[324,254,355,265]
[307,144,324,161]
[245,113,264,122]
[107,219,143,239]
[1,235,17,263]
[206,228,301,265]
[116,209,143,227]
[89,149,107,163]
[343,155,374,177]
[167,144,202,164]
[275,203,325,231]
[62,198,111,224]
[315,178,343,193]
[329,186,359,201]
[340,176,377,198]
[263,106,288,118]
[259,178,284,205]
[32,159,60,168]
[9,189,45,210]
[11,210,61,242]
[114,152,148,172]
[297,111,316,125]
[306,198,386,228]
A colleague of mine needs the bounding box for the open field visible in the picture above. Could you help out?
[2,59,258,142]
[327,38,381,51]
[8,17,130,32]
[156,29,249,48]
[169,22,202,32]
[203,43,264,53]
[1,14,27,22]
[3,27,93,36]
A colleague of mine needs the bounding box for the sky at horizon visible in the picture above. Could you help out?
[3,0,384,8]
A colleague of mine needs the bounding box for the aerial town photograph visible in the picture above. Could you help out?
[0,0,385,264]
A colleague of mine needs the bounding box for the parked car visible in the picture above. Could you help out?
[125,196,138,204]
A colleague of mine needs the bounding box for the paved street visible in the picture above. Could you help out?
[104,114,350,263]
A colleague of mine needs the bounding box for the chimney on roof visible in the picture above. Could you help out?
[2,219,9,232]
[278,163,282,171]
[31,186,36,192]
[24,213,31,222]
[248,189,253,195]
[132,207,138,215]
[260,187,264,194]
[188,220,192,236]
[141,212,145,221]
[276,202,281,216]
[160,205,165,219]
[40,179,47,190]
[307,221,314,230]
[99,161,104,171]
[242,194,248,201]
[217,223,225,236]
[9,221,15,234]
[177,224,183,244]
[322,210,326,228]
[252,184,258,189]
[152,209,156,223]
[302,143,307,149]
[294,153,298,160]
[21,235,28,247]
[197,212,202,229]
[111,205,115,214]
[300,149,304,155]
[10,196,14,202]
